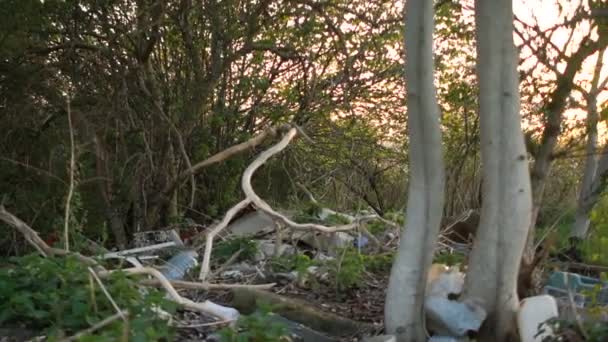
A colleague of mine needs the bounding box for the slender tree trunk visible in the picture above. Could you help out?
[571,146,608,237]
[463,1,532,340]
[571,98,600,238]
[519,32,605,296]
[571,48,607,238]
[522,37,605,251]
[384,0,444,340]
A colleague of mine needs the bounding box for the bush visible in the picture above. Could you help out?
[213,237,258,264]
[218,305,289,342]
[433,252,466,267]
[0,254,176,340]
[328,248,366,291]
[583,194,608,265]
[269,253,315,274]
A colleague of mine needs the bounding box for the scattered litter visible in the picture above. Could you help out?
[427,269,465,299]
[221,270,244,279]
[428,336,465,342]
[133,229,184,248]
[363,334,396,342]
[102,241,178,259]
[227,211,275,236]
[425,297,486,337]
[518,295,558,342]
[354,235,369,248]
[161,249,198,280]
[543,271,608,307]
[254,240,296,261]
[204,301,240,322]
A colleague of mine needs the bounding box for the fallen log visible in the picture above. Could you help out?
[230,288,376,337]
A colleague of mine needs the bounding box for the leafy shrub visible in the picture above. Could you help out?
[213,237,258,264]
[292,201,324,224]
[539,317,608,342]
[0,254,176,340]
[366,220,389,235]
[269,253,315,274]
[328,247,366,291]
[384,211,405,226]
[362,252,395,273]
[218,305,289,342]
[433,252,466,267]
[323,213,352,225]
[539,272,608,342]
[583,194,608,265]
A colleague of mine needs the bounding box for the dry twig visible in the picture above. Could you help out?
[63,310,128,342]
[0,205,103,270]
[63,93,76,251]
[101,267,240,321]
[140,278,276,290]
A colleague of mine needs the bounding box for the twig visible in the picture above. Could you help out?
[0,205,103,270]
[101,267,239,321]
[0,157,67,185]
[64,93,76,251]
[162,125,289,199]
[198,199,251,281]
[210,248,244,278]
[564,273,589,340]
[63,310,128,341]
[89,268,127,321]
[534,211,568,250]
[171,318,232,328]
[101,241,177,259]
[241,128,361,233]
[140,279,276,290]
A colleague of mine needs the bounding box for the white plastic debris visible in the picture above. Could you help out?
[362,334,396,342]
[332,232,355,249]
[518,295,558,342]
[254,240,296,261]
[425,297,486,337]
[161,249,198,280]
[428,269,465,298]
[221,270,244,278]
[203,300,240,321]
[428,336,464,342]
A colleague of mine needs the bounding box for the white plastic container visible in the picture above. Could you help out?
[517,295,558,342]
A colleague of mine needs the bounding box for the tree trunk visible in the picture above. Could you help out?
[384,0,445,340]
[519,32,605,297]
[571,98,600,238]
[571,48,606,238]
[463,0,532,340]
[571,146,608,237]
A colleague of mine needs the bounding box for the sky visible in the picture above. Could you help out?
[513,0,607,141]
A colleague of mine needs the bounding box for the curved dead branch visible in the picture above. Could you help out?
[242,128,362,233]
[161,125,289,200]
[101,267,239,321]
[197,125,394,281]
[0,205,104,270]
[198,199,252,281]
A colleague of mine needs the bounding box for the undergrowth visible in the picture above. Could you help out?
[0,254,176,341]
[583,194,608,265]
[218,304,289,342]
[213,237,258,264]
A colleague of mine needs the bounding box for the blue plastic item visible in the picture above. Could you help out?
[353,235,369,248]
[543,271,608,307]
[161,249,198,280]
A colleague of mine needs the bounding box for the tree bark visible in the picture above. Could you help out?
[571,49,607,238]
[572,146,608,238]
[384,0,445,340]
[464,0,532,340]
[571,105,600,238]
[522,36,606,267]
